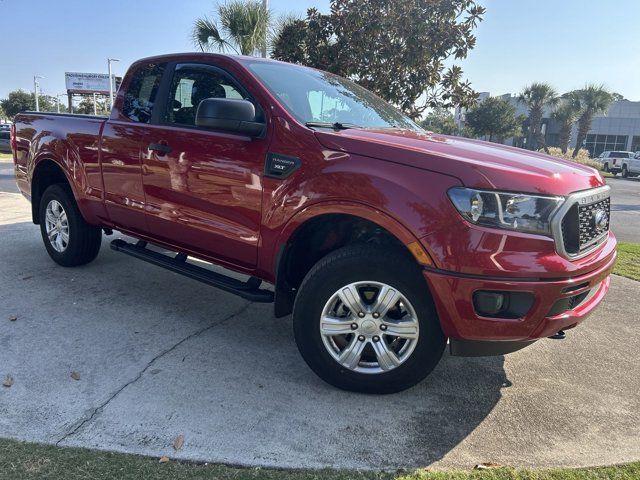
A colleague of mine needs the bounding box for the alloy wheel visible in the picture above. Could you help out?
[44,199,70,253]
[319,281,420,374]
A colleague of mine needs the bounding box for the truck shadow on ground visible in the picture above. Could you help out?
[0,222,508,468]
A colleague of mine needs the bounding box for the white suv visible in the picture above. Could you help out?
[596,151,637,177]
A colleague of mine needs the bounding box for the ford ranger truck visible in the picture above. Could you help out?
[11,54,616,394]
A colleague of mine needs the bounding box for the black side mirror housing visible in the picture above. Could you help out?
[195,98,265,137]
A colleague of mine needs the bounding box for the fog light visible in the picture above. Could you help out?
[472,291,535,319]
[473,291,506,316]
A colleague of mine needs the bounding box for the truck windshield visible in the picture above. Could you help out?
[245,61,422,131]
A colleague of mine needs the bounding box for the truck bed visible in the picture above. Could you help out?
[13,112,108,201]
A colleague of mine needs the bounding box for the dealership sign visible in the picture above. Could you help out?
[65,72,115,94]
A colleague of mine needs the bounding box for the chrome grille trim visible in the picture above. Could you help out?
[551,185,611,260]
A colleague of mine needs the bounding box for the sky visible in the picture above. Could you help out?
[1,0,638,104]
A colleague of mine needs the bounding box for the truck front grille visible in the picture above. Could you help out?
[577,198,610,251]
[554,187,611,259]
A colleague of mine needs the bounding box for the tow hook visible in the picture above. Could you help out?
[549,330,566,340]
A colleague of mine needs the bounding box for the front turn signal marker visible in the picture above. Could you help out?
[407,241,434,267]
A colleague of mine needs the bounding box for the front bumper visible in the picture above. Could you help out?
[423,246,616,346]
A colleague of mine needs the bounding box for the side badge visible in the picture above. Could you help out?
[265,153,301,179]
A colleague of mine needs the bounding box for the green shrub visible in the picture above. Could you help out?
[544,147,601,170]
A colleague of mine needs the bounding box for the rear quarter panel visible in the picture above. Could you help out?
[13,113,108,224]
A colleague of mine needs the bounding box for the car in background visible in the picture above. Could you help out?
[595,151,635,176]
[0,129,12,153]
[629,151,640,177]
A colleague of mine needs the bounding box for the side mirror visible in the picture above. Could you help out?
[195,98,264,137]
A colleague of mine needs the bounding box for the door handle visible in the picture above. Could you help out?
[148,143,172,155]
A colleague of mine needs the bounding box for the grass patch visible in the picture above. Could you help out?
[0,152,13,162]
[615,243,640,281]
[1,438,640,480]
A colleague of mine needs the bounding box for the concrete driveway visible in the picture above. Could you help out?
[1,183,639,470]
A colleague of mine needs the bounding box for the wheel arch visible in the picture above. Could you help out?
[31,157,75,225]
[30,158,79,224]
[271,202,433,318]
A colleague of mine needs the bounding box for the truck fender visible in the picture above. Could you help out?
[270,201,429,318]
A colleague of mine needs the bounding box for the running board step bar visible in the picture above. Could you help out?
[110,239,274,303]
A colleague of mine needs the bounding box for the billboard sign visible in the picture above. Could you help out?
[65,72,115,94]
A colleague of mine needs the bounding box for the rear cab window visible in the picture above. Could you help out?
[122,62,166,123]
[611,151,632,158]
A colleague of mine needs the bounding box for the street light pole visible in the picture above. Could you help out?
[107,58,120,111]
[56,94,68,113]
[262,0,268,58]
[33,75,44,112]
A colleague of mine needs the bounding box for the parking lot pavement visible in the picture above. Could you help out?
[1,194,639,470]
[0,162,18,194]
[608,177,640,243]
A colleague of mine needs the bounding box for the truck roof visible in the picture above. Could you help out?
[131,52,290,68]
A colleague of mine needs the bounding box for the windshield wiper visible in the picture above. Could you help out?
[305,121,360,130]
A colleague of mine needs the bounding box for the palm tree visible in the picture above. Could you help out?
[192,1,270,56]
[551,92,581,154]
[518,82,559,153]
[572,85,614,158]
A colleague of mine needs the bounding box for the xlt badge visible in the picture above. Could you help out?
[265,153,301,179]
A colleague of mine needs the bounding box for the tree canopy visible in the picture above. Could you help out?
[272,0,485,119]
[465,97,523,142]
[192,0,270,56]
[420,108,458,135]
[519,82,558,152]
[0,90,57,119]
[75,96,108,115]
[552,92,582,154]
[1,90,35,118]
[572,84,613,158]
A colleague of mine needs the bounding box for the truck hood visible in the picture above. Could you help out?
[314,128,605,196]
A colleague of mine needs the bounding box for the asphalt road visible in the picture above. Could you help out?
[0,162,17,194]
[0,190,639,470]
[607,176,640,242]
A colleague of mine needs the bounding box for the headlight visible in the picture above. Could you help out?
[447,187,564,236]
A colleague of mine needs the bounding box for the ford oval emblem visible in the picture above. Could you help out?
[592,209,608,231]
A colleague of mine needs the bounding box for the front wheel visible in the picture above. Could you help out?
[39,184,102,267]
[293,245,446,394]
[603,162,610,173]
[622,165,629,178]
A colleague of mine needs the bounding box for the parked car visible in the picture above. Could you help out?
[595,150,635,176]
[0,130,12,153]
[10,54,617,393]
[629,152,640,177]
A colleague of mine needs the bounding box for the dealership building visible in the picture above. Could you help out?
[455,94,640,156]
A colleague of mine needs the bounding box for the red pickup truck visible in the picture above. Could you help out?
[11,53,616,393]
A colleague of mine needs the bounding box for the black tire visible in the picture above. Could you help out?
[622,165,629,178]
[293,244,446,394]
[603,163,609,173]
[39,184,102,267]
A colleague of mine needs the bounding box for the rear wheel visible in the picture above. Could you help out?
[293,244,446,393]
[39,184,102,267]
[622,165,629,178]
